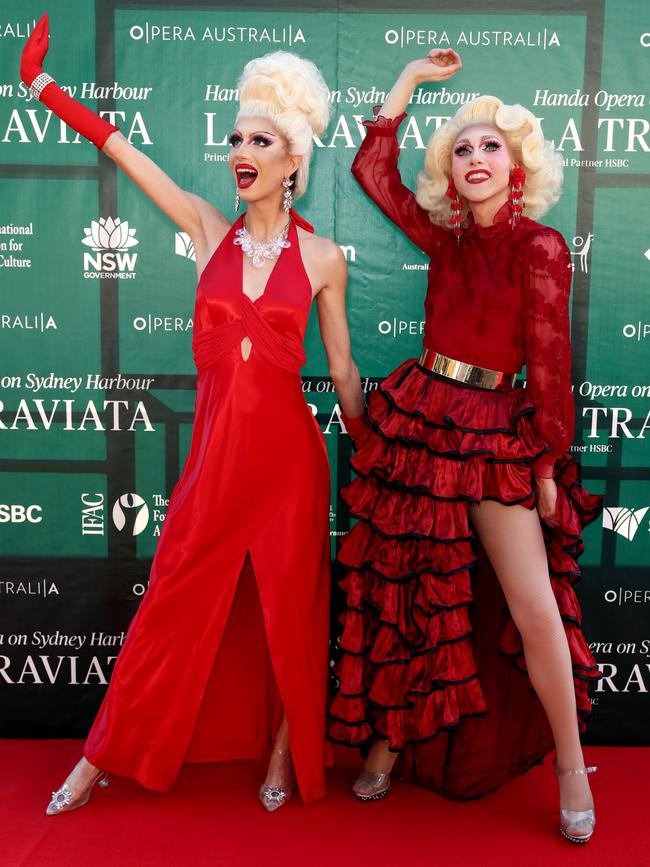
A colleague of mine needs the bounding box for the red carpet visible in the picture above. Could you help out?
[0,741,646,867]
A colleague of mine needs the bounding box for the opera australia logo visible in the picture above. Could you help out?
[602,506,649,541]
[82,216,139,279]
[112,493,150,536]
[175,231,196,262]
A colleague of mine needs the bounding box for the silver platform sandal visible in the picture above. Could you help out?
[352,769,391,802]
[554,763,598,843]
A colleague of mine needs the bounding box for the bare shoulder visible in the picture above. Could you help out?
[296,229,346,295]
[298,229,346,269]
[303,230,343,254]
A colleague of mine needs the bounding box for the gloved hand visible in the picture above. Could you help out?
[20,13,119,149]
[341,410,372,450]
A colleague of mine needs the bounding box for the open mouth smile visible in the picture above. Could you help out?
[236,163,258,189]
[465,170,492,184]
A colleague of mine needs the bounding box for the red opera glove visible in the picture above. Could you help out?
[20,13,119,150]
[533,461,555,480]
[341,410,371,449]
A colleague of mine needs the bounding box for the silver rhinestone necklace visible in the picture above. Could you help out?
[233,218,291,269]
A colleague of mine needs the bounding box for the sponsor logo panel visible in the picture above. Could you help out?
[0,503,43,523]
[0,578,59,597]
[82,216,139,280]
[0,221,34,269]
[602,506,649,541]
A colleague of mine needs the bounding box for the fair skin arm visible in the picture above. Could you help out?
[300,233,365,418]
[102,132,230,275]
[379,49,462,119]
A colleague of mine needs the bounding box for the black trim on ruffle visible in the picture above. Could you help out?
[337,557,479,584]
[333,672,481,710]
[377,375,535,435]
[335,626,474,663]
[327,709,490,755]
[343,509,476,543]
[342,598,472,616]
[364,414,550,465]
[475,494,535,508]
[349,462,538,507]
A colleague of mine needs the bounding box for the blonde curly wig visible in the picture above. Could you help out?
[236,51,331,199]
[415,95,564,227]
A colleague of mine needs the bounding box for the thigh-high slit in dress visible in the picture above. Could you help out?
[85,211,331,803]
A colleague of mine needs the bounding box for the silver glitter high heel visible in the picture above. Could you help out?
[352,768,391,801]
[554,763,598,843]
[258,747,294,812]
[46,769,109,816]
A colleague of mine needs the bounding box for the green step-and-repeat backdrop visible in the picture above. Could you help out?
[0,0,648,744]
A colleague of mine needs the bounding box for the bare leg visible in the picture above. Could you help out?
[262,713,293,789]
[364,740,397,774]
[469,499,594,828]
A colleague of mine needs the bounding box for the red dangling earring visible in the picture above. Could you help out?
[446,177,463,241]
[509,166,526,229]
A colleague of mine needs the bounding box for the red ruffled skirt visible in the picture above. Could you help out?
[328,359,603,799]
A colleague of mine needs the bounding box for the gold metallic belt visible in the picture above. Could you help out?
[418,347,518,391]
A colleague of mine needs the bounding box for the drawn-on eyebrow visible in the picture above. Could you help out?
[455,134,502,145]
[231,129,277,137]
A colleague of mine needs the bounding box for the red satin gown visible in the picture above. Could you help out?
[328,111,603,799]
[85,211,331,803]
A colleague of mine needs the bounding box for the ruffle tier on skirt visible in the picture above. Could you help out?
[328,359,603,799]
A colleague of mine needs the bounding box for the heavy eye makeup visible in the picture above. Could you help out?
[453,139,503,157]
[228,132,275,148]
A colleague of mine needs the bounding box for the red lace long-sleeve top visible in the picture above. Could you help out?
[352,111,575,478]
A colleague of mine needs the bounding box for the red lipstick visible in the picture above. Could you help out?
[235,162,258,189]
[465,169,492,184]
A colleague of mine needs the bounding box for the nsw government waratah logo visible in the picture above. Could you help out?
[602,506,649,541]
[82,217,139,279]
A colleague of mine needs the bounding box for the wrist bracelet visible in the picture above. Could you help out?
[29,72,55,101]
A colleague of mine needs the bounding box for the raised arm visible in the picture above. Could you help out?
[525,230,575,481]
[379,51,462,120]
[21,14,228,264]
[351,50,462,257]
[101,134,228,260]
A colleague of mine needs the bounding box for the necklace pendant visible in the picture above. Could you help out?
[233,219,291,268]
